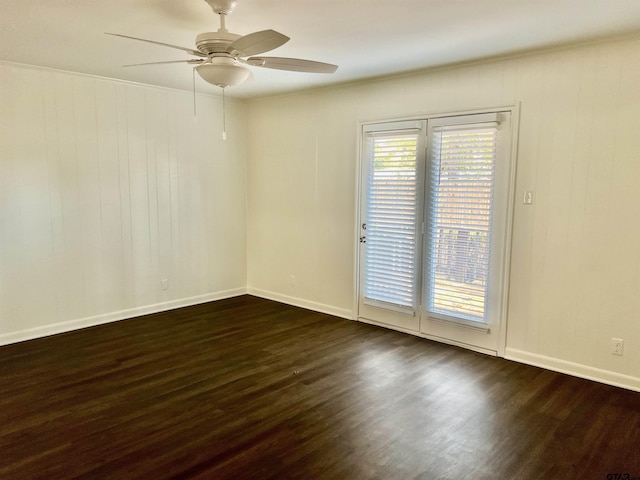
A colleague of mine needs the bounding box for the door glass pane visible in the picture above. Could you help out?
[425,125,498,322]
[363,131,419,308]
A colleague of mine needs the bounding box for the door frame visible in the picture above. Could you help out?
[353,104,520,357]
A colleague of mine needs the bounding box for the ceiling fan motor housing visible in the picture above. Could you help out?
[195,31,241,55]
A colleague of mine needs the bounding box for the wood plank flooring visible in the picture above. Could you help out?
[1,295,639,479]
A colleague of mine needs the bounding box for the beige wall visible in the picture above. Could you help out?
[246,36,640,389]
[0,63,248,344]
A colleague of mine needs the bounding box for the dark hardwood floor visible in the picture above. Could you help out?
[1,295,639,479]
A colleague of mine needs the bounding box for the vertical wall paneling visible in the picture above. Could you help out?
[535,51,582,361]
[168,92,183,296]
[526,53,559,358]
[115,82,135,309]
[144,89,160,305]
[616,42,640,367]
[565,49,597,368]
[0,63,247,343]
[53,72,87,321]
[16,69,57,327]
[41,72,66,322]
[582,44,623,370]
[508,55,545,354]
[598,41,640,373]
[74,77,105,315]
[126,85,152,306]
[0,68,23,324]
[95,80,125,310]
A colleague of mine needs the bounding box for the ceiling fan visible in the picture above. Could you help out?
[106,0,338,90]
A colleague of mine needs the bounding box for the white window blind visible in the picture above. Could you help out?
[425,123,498,322]
[363,130,420,308]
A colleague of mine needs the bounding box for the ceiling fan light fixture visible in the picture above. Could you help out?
[196,58,251,88]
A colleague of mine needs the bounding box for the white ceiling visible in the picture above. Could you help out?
[2,0,640,98]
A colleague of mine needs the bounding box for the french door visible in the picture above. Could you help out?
[358,120,426,331]
[358,110,514,355]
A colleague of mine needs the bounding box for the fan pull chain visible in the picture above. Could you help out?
[222,87,227,140]
[192,67,197,117]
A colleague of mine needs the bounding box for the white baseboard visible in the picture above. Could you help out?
[247,288,353,320]
[0,288,247,346]
[505,348,640,392]
[6,289,638,393]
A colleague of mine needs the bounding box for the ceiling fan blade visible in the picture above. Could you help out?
[123,59,205,67]
[247,57,338,74]
[105,32,206,57]
[229,30,289,56]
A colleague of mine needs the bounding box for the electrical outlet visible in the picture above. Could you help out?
[160,279,169,291]
[611,338,624,356]
[523,190,535,205]
[289,274,296,287]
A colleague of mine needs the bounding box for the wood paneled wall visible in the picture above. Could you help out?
[0,64,248,344]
